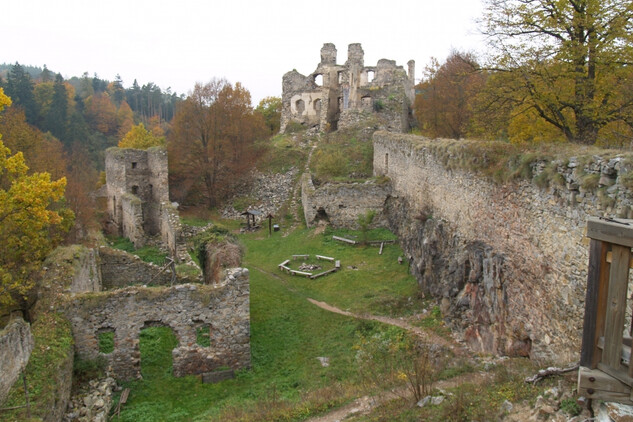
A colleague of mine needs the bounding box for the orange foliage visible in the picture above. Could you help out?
[85,93,118,135]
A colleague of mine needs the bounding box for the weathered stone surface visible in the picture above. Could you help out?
[372,131,633,363]
[65,268,250,381]
[301,172,391,228]
[105,147,183,260]
[0,318,33,405]
[281,43,415,133]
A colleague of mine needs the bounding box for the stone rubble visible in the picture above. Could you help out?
[222,168,299,222]
[65,377,116,422]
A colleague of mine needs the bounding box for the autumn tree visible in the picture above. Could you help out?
[256,96,282,135]
[118,122,165,149]
[169,79,266,207]
[481,0,633,144]
[84,92,118,135]
[414,52,484,139]
[0,88,73,308]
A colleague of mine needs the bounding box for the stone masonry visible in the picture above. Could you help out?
[373,131,633,364]
[66,268,250,381]
[105,147,181,257]
[281,43,415,133]
[301,172,391,228]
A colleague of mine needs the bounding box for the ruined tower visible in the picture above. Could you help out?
[280,43,415,133]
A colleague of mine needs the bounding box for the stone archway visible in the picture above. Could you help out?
[139,321,179,379]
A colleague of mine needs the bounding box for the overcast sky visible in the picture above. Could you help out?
[3,0,487,105]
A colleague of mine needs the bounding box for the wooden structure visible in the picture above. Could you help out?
[579,217,633,404]
[241,210,262,229]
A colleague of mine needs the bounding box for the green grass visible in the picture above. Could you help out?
[114,260,403,421]
[0,312,74,421]
[241,227,419,317]
[98,330,114,354]
[104,225,439,421]
[107,236,168,266]
[310,129,374,182]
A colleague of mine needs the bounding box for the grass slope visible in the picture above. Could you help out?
[114,243,403,421]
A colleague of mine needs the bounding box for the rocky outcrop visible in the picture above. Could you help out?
[374,131,633,363]
[0,318,34,405]
[65,377,116,422]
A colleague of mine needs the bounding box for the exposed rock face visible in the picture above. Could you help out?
[65,377,116,422]
[0,318,34,405]
[374,131,633,363]
[301,173,391,229]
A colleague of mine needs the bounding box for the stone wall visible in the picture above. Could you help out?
[373,131,633,364]
[301,172,391,228]
[66,268,250,381]
[281,43,414,133]
[0,318,34,405]
[105,147,177,252]
[98,247,196,290]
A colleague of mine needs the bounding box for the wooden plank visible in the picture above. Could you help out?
[597,336,632,366]
[587,217,633,247]
[292,254,310,260]
[278,260,290,269]
[333,235,356,245]
[602,245,631,370]
[581,239,610,368]
[290,270,312,276]
[309,268,339,279]
[280,265,291,273]
[578,366,633,404]
[335,260,341,269]
[379,242,384,255]
[605,251,633,268]
[598,362,633,387]
[315,255,335,261]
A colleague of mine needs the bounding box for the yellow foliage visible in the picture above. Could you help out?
[118,123,165,149]
[0,89,73,307]
[508,108,567,145]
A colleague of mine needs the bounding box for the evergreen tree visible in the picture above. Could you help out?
[6,62,38,124]
[45,73,69,141]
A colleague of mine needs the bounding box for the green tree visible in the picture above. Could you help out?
[481,0,633,144]
[118,122,165,149]
[44,73,69,140]
[0,88,73,308]
[255,96,281,135]
[6,62,38,124]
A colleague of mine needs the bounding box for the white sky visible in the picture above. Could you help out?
[2,0,487,105]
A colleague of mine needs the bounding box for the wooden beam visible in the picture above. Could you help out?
[602,245,631,370]
[605,251,633,268]
[587,217,633,247]
[581,239,610,368]
[333,235,356,245]
[578,366,633,405]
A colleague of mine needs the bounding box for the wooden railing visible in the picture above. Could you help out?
[579,217,633,404]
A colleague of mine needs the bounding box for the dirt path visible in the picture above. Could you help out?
[249,266,477,422]
[306,298,462,354]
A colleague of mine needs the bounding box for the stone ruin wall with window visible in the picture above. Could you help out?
[280,43,415,133]
[105,147,182,259]
[64,246,250,381]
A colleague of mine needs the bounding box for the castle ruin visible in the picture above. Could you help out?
[105,146,181,258]
[281,43,415,133]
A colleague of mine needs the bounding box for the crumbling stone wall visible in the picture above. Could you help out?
[373,131,633,364]
[66,268,250,381]
[281,43,415,133]
[301,172,390,228]
[98,246,197,289]
[105,147,181,258]
[0,318,34,405]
